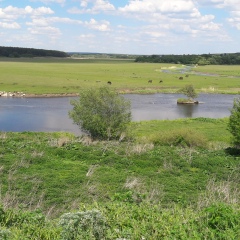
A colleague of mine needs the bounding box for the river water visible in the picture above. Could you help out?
[0,93,239,134]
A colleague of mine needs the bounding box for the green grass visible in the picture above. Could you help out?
[0,118,239,238]
[131,117,231,144]
[0,57,240,94]
[0,118,238,212]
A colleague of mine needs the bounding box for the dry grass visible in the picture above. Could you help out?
[31,150,44,158]
[86,165,98,177]
[124,177,142,190]
[197,177,240,209]
[176,147,199,164]
[124,177,164,204]
[48,136,72,147]
[127,143,154,155]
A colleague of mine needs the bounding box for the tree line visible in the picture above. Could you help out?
[135,53,240,65]
[0,46,68,58]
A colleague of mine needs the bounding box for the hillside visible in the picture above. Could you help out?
[0,118,239,239]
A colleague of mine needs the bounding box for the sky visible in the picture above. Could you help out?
[0,0,240,55]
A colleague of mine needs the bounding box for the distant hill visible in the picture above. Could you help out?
[0,46,69,58]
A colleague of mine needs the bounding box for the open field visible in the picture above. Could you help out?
[0,57,240,95]
[0,118,239,238]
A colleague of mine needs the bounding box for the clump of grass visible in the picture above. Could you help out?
[48,133,75,147]
[128,143,154,154]
[150,128,207,148]
[197,178,240,209]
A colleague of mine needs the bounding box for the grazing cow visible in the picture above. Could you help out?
[148,80,152,83]
[179,77,183,80]
[159,80,163,83]
[107,81,112,85]
[185,74,189,77]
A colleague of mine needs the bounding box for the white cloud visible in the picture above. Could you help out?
[0,5,54,20]
[26,16,82,28]
[28,26,61,36]
[80,1,88,7]
[0,22,20,29]
[200,22,221,31]
[85,18,110,31]
[30,0,66,5]
[68,0,115,14]
[25,6,54,15]
[119,0,196,14]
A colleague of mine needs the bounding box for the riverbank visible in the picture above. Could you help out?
[0,91,79,98]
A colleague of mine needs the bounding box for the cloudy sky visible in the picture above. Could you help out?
[0,0,240,54]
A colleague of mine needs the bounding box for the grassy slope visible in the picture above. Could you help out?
[0,58,240,94]
[0,118,238,212]
[0,118,240,240]
[0,119,239,239]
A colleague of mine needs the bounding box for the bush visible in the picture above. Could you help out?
[228,98,240,147]
[59,209,107,240]
[178,84,198,100]
[69,87,131,140]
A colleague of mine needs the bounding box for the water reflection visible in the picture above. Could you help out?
[176,104,199,118]
[0,93,239,134]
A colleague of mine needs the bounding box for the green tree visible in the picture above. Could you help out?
[228,98,240,147]
[69,86,131,140]
[179,85,198,101]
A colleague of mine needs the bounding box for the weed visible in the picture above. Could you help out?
[59,209,107,240]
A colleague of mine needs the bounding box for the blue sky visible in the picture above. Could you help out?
[0,0,240,54]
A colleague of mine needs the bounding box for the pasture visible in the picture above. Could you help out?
[0,57,240,95]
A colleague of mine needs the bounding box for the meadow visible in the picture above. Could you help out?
[0,57,240,95]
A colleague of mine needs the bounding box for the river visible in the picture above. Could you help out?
[0,93,239,134]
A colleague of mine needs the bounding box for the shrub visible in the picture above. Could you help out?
[69,87,131,140]
[59,209,107,240]
[228,97,240,147]
[178,84,198,100]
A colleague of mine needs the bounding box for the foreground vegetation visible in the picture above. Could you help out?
[0,57,240,95]
[0,118,239,239]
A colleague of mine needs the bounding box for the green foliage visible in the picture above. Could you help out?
[202,203,240,239]
[59,209,107,240]
[176,98,191,103]
[0,228,11,240]
[228,98,240,147]
[179,84,198,100]
[135,52,240,65]
[0,46,68,58]
[69,86,131,140]
[204,203,240,231]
